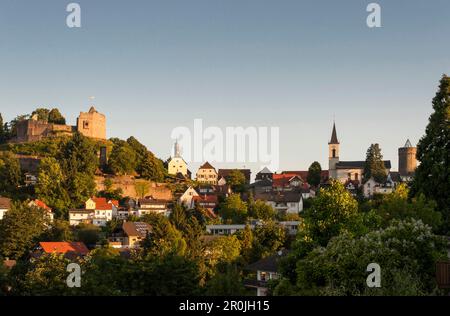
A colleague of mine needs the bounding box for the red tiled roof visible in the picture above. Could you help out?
[32,199,51,211]
[272,174,304,187]
[199,161,216,170]
[90,197,118,210]
[39,242,89,256]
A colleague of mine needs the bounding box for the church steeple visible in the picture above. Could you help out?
[329,122,339,144]
[173,140,181,158]
[328,121,340,179]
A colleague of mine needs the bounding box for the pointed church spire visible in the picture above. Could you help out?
[329,122,339,144]
[173,140,181,158]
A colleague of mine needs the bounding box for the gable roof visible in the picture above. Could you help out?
[199,161,216,170]
[39,242,89,256]
[30,199,51,211]
[246,250,289,272]
[272,174,304,187]
[0,197,11,210]
[122,222,152,238]
[258,167,273,174]
[255,191,302,203]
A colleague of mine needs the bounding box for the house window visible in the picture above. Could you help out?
[355,173,359,180]
[83,121,89,129]
[348,172,351,179]
[332,148,336,158]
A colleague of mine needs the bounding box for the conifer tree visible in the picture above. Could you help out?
[411,75,450,231]
[363,144,387,183]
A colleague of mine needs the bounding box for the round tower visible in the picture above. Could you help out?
[398,139,417,177]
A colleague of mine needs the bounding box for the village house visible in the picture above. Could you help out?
[244,250,287,296]
[86,197,119,226]
[33,242,89,260]
[109,221,152,249]
[136,196,170,217]
[178,186,199,208]
[363,175,395,198]
[28,199,54,222]
[124,221,152,248]
[196,161,218,185]
[191,195,219,218]
[255,191,303,214]
[0,196,11,220]
[69,209,94,226]
[206,224,252,235]
[279,221,301,236]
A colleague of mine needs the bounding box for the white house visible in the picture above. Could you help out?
[255,191,303,214]
[136,197,170,217]
[178,186,199,209]
[69,209,94,226]
[28,199,54,222]
[206,224,253,235]
[86,197,119,226]
[245,250,287,296]
[363,175,395,198]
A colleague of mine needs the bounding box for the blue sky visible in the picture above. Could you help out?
[1,0,449,175]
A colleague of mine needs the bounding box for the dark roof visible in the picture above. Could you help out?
[255,191,302,203]
[329,122,339,144]
[199,161,215,170]
[403,139,413,148]
[249,179,273,188]
[389,171,401,182]
[246,250,288,272]
[336,160,391,169]
[0,197,11,209]
[122,222,152,238]
[258,167,273,174]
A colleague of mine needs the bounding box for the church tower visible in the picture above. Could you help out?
[328,122,340,179]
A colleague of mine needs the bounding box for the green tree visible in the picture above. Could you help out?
[206,235,241,266]
[363,143,387,183]
[307,161,322,187]
[47,108,66,124]
[0,202,49,259]
[0,113,5,143]
[251,221,286,261]
[108,142,137,175]
[0,151,21,195]
[206,264,245,296]
[35,157,70,217]
[219,194,248,224]
[377,183,442,231]
[248,199,276,220]
[31,108,50,121]
[142,213,187,256]
[75,223,101,247]
[10,253,76,295]
[134,180,150,199]
[139,152,166,182]
[299,180,360,247]
[225,169,247,192]
[294,219,447,295]
[412,75,450,232]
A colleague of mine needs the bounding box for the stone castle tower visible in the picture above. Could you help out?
[328,122,340,179]
[77,106,106,140]
[398,139,417,177]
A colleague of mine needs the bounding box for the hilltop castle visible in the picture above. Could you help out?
[12,106,106,143]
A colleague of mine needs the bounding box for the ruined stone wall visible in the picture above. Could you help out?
[95,175,173,200]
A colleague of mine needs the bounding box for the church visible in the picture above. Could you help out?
[328,122,392,183]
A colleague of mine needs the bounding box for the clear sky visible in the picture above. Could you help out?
[1,0,449,176]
